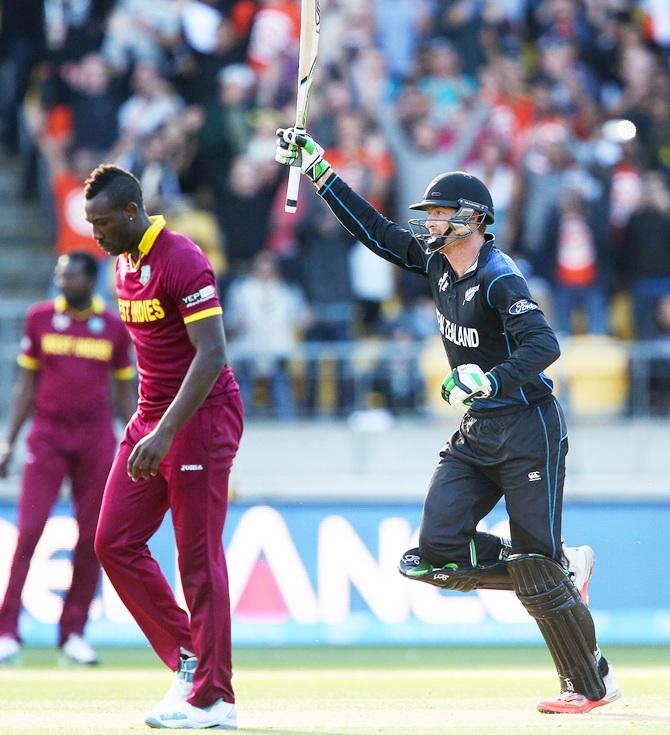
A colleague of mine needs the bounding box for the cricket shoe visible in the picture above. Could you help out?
[156,652,197,708]
[537,667,621,714]
[60,634,98,665]
[0,635,21,665]
[562,544,594,604]
[145,698,237,729]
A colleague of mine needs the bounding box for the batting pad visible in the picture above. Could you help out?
[507,554,606,700]
[399,548,514,591]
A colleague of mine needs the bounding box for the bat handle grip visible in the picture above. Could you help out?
[285,164,301,214]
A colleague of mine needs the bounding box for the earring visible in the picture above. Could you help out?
[129,217,134,221]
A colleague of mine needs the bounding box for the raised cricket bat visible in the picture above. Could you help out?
[285,0,321,213]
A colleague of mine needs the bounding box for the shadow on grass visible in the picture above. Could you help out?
[240,730,346,735]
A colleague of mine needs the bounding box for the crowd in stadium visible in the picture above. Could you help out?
[2,0,670,416]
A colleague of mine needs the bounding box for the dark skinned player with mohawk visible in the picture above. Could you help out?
[84,165,242,730]
[275,128,621,714]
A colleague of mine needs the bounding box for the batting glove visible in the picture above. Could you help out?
[275,127,332,183]
[441,364,493,408]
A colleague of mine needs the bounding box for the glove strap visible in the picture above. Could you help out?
[306,158,332,184]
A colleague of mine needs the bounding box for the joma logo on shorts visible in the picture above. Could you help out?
[180,464,204,471]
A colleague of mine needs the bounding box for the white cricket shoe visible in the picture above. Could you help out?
[145,698,237,729]
[563,544,595,604]
[538,666,621,714]
[0,635,20,664]
[60,634,98,665]
[156,653,197,708]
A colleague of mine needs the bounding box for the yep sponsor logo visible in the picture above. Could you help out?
[182,285,216,308]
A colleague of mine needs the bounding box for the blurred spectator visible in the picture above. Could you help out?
[59,52,121,152]
[0,0,46,154]
[416,38,478,122]
[225,251,309,419]
[370,322,424,414]
[296,208,355,339]
[349,241,395,335]
[130,129,182,213]
[116,62,185,144]
[369,294,437,413]
[296,208,356,415]
[432,0,489,76]
[325,110,394,213]
[246,0,300,73]
[543,188,609,336]
[177,0,255,103]
[218,153,284,276]
[623,172,670,339]
[647,294,670,414]
[535,38,599,136]
[393,294,439,341]
[100,0,181,72]
[165,200,227,285]
[43,0,112,62]
[467,137,515,248]
[27,104,103,261]
[370,85,489,218]
[374,0,432,83]
[196,63,257,199]
[507,119,574,272]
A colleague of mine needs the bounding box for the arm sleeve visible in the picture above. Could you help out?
[485,273,560,398]
[319,175,429,275]
[165,244,224,324]
[17,308,40,370]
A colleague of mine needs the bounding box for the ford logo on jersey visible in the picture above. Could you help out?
[509,299,538,315]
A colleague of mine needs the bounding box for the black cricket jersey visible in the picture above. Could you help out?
[319,174,561,414]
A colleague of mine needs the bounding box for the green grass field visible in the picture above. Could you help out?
[1,646,668,735]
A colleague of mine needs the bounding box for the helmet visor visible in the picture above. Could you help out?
[409,205,486,253]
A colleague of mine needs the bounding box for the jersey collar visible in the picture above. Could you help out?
[54,294,105,319]
[129,215,166,268]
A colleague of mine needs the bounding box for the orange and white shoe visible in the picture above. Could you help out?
[563,544,595,604]
[537,667,621,714]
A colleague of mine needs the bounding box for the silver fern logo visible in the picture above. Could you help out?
[463,285,480,304]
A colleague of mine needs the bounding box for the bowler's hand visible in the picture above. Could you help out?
[127,427,175,481]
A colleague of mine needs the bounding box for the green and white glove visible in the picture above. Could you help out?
[275,127,332,183]
[441,364,493,408]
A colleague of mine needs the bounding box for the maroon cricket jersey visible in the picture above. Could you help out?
[115,216,238,419]
[18,295,134,423]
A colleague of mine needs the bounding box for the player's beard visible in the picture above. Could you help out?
[65,293,93,311]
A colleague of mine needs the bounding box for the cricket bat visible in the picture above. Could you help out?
[284,0,321,213]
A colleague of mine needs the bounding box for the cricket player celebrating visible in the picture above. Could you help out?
[276,129,621,714]
[84,165,243,730]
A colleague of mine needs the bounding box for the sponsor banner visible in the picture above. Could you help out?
[0,502,668,646]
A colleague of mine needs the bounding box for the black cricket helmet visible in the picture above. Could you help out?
[408,171,495,254]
